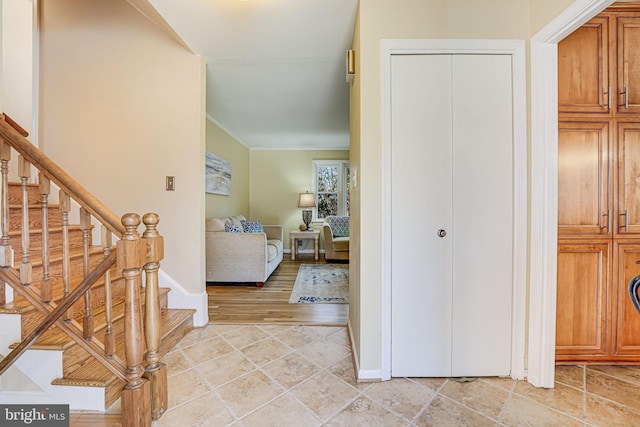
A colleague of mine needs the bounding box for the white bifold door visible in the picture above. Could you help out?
[390,54,514,377]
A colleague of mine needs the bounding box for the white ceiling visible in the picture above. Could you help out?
[147,0,358,150]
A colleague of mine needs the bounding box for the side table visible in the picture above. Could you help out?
[290,229,320,261]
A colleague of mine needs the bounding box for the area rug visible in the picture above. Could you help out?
[288,264,349,304]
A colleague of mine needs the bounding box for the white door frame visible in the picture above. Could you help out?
[527,0,615,388]
[381,39,528,381]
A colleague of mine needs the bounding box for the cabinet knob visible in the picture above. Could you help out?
[437,229,447,238]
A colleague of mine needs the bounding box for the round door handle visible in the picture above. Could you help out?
[437,229,447,238]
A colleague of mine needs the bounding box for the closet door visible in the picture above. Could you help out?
[390,54,513,377]
[451,54,513,377]
[390,54,453,377]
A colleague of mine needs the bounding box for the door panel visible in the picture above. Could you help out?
[558,17,610,114]
[451,54,513,377]
[558,122,611,236]
[613,243,640,356]
[556,241,610,360]
[617,123,640,235]
[390,54,453,377]
[617,16,640,114]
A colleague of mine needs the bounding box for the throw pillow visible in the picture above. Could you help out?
[328,216,350,237]
[241,220,264,233]
[225,220,243,233]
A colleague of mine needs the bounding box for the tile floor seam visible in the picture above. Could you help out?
[188,354,244,424]
[286,386,339,424]
[494,374,517,425]
[436,392,501,424]
[583,389,640,415]
[582,365,588,425]
[273,361,360,422]
[587,366,640,386]
[364,377,445,424]
[321,388,384,426]
[405,383,440,425]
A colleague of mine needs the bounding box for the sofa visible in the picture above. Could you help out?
[206,215,284,287]
[322,216,350,261]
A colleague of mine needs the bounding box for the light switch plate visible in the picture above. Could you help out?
[166,176,175,191]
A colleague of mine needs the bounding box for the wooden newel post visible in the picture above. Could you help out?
[117,213,151,427]
[142,213,166,420]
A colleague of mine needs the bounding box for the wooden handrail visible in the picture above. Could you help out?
[1,113,28,137]
[0,251,118,376]
[0,117,125,236]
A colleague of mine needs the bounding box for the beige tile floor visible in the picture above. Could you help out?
[153,324,640,426]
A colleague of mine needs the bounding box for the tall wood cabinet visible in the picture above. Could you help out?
[557,3,640,363]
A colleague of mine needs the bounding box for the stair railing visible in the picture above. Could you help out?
[0,114,166,426]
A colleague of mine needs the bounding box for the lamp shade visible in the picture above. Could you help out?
[298,192,316,208]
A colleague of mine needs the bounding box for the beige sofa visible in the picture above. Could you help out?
[322,216,350,261]
[206,215,283,287]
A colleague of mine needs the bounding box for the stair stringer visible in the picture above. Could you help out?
[0,313,107,411]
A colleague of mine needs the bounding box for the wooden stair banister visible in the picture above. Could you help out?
[0,251,118,375]
[0,113,178,426]
[0,258,128,381]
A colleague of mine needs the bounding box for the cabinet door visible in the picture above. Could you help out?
[558,122,611,236]
[616,123,640,235]
[558,16,611,115]
[612,243,640,356]
[617,16,640,114]
[556,241,611,360]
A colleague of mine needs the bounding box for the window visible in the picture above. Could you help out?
[313,160,350,219]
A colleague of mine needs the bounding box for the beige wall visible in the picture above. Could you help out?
[249,149,349,251]
[2,0,33,135]
[39,0,205,294]
[205,119,250,219]
[352,0,588,376]
[529,0,576,35]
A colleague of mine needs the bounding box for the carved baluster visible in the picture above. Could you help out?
[102,226,115,357]
[80,208,93,339]
[18,156,31,285]
[59,191,72,321]
[0,141,12,267]
[0,140,11,305]
[142,213,166,420]
[39,174,52,303]
[117,213,151,427]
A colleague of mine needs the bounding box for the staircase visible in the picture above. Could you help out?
[0,114,194,426]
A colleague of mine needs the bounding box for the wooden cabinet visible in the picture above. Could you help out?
[558,122,611,236]
[556,241,611,361]
[613,243,640,357]
[617,16,640,114]
[616,122,640,235]
[559,11,640,117]
[557,3,640,363]
[558,16,611,115]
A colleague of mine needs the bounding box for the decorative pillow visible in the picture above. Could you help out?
[224,220,243,233]
[327,216,350,237]
[241,220,264,233]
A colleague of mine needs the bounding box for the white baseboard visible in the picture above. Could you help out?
[348,320,383,382]
[158,270,209,327]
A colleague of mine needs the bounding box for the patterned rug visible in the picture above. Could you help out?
[288,264,349,304]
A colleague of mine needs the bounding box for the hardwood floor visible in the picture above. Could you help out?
[206,256,349,325]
